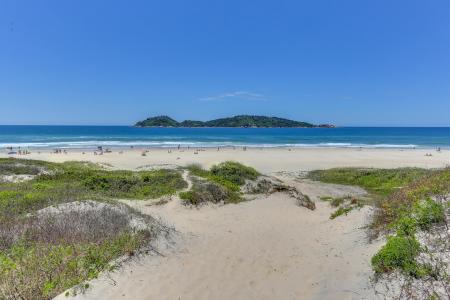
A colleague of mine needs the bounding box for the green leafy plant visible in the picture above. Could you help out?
[371,235,421,276]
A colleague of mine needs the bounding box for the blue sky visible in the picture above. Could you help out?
[1,0,449,126]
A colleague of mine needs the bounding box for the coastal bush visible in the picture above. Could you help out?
[0,202,159,299]
[310,166,450,298]
[187,162,255,191]
[210,161,260,185]
[0,231,151,299]
[309,167,449,231]
[82,169,186,199]
[373,168,450,231]
[413,198,445,230]
[0,159,186,220]
[394,216,418,237]
[308,167,429,196]
[184,162,259,205]
[0,158,55,176]
[0,158,182,299]
[371,235,421,276]
[180,179,240,205]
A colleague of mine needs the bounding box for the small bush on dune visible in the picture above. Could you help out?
[0,158,56,176]
[310,166,450,298]
[309,167,450,231]
[413,198,445,230]
[186,164,209,177]
[373,169,450,231]
[0,203,158,299]
[0,158,182,299]
[183,162,258,205]
[210,161,259,185]
[0,231,150,299]
[0,160,187,221]
[308,167,429,196]
[394,216,418,237]
[82,169,186,199]
[371,235,421,276]
[180,179,239,205]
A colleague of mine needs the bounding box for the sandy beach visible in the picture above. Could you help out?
[2,147,449,173]
[2,148,449,300]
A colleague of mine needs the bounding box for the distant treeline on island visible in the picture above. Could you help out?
[134,115,335,128]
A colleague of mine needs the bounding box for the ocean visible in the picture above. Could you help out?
[0,126,449,149]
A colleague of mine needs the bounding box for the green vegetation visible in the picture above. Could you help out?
[309,166,450,293]
[320,195,365,219]
[308,167,429,196]
[134,115,179,127]
[371,235,422,276]
[182,161,260,205]
[179,179,239,205]
[210,161,260,185]
[0,231,150,299]
[0,159,55,176]
[413,198,445,230]
[373,168,450,230]
[0,159,186,220]
[203,115,316,128]
[0,158,186,299]
[329,206,355,219]
[135,115,328,128]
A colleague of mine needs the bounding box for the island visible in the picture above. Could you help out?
[134,115,335,128]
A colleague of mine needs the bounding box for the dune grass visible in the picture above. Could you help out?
[319,195,365,219]
[309,166,450,294]
[308,167,430,196]
[0,158,185,299]
[0,158,186,220]
[183,161,260,205]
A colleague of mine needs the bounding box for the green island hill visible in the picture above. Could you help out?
[134,115,335,128]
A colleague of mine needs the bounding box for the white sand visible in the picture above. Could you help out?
[4,148,448,300]
[2,147,449,173]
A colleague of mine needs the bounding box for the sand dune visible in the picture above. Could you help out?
[4,148,447,299]
[54,177,382,300]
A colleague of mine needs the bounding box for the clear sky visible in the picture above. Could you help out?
[1,0,449,126]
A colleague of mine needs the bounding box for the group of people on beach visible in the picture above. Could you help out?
[4,145,445,158]
[53,149,68,154]
[5,146,31,155]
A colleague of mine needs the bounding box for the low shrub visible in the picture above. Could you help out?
[0,160,187,220]
[82,169,186,199]
[180,179,239,205]
[183,162,258,205]
[373,169,450,231]
[371,235,421,276]
[310,166,450,297]
[210,161,259,185]
[413,198,445,230]
[0,158,55,176]
[308,167,429,196]
[0,159,180,299]
[0,231,150,299]
[394,216,418,237]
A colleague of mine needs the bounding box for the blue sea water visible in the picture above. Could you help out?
[0,126,449,149]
